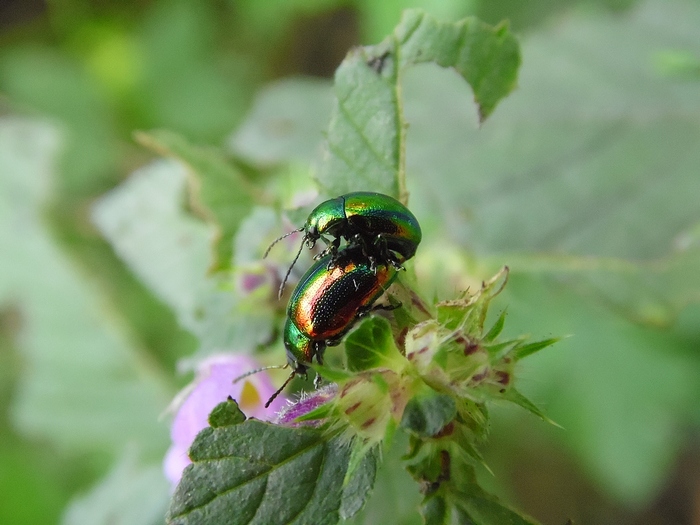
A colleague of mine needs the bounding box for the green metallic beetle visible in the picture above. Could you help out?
[265,192,421,297]
[303,192,422,267]
[264,245,398,407]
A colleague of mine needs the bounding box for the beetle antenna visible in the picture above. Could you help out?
[265,370,296,408]
[232,365,287,385]
[278,238,305,299]
[263,228,304,259]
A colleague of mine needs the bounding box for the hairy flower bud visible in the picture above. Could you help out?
[275,384,338,426]
[405,321,491,392]
[336,370,411,443]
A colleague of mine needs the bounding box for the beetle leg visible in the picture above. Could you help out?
[356,305,371,318]
[356,300,400,320]
[326,242,340,270]
[388,255,405,271]
[313,235,335,258]
[314,341,327,363]
[317,238,341,268]
[372,234,404,270]
[372,302,401,312]
[369,255,378,273]
[311,344,325,389]
[348,233,376,261]
[348,232,364,247]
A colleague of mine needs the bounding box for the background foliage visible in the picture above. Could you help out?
[1,0,699,524]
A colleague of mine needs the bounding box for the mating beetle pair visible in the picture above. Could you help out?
[263,192,422,406]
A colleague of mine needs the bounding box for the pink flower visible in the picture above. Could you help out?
[163,354,287,487]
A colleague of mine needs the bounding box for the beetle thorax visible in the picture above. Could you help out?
[306,197,347,240]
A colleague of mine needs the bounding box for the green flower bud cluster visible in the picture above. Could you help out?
[293,267,558,452]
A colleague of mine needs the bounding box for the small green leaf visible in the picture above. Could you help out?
[168,420,350,525]
[500,388,561,428]
[208,398,246,428]
[314,365,354,384]
[1,119,170,454]
[400,389,457,438]
[340,445,378,520]
[344,317,404,372]
[484,338,523,359]
[483,309,507,342]
[512,337,560,361]
[136,129,261,272]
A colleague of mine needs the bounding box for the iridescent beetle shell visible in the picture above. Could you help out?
[304,192,422,268]
[284,246,398,374]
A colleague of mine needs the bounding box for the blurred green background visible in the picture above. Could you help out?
[1,0,699,524]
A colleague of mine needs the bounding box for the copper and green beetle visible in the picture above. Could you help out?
[264,246,398,407]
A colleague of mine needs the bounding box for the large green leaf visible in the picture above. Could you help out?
[318,9,520,199]
[228,78,334,167]
[61,451,170,525]
[500,273,698,504]
[92,159,212,331]
[0,118,170,454]
[394,2,700,501]
[136,129,260,272]
[92,160,273,355]
[168,403,353,525]
[402,0,700,323]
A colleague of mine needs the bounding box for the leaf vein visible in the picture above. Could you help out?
[173,432,330,519]
[398,11,426,47]
[336,97,396,173]
[285,441,330,524]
